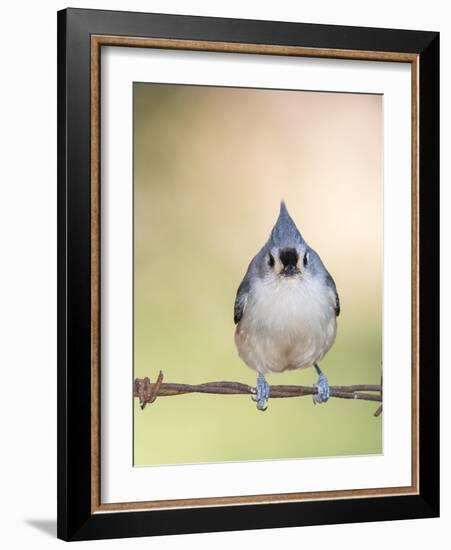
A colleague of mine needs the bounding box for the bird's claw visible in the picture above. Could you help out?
[253,373,270,411]
[313,365,330,405]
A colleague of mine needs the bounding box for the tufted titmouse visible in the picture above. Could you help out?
[234,202,340,411]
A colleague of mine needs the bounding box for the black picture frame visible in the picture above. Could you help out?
[57,7,439,542]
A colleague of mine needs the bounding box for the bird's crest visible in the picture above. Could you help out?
[269,201,304,247]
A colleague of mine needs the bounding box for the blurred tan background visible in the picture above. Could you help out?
[133,83,382,466]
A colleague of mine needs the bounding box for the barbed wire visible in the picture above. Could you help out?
[134,371,383,415]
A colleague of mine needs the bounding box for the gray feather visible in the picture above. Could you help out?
[308,247,340,317]
[269,201,304,248]
[326,273,340,316]
[234,275,251,324]
[233,247,266,324]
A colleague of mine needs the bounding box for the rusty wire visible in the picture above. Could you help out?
[134,371,382,414]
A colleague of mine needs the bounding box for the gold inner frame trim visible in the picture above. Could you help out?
[90,34,420,514]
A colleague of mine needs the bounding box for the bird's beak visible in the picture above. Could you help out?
[282,265,298,276]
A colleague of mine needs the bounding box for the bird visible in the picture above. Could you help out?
[234,201,340,411]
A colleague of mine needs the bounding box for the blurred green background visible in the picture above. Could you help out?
[133,83,382,466]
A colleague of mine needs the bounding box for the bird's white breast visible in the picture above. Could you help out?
[235,275,337,375]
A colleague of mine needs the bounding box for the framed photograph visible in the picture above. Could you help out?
[57,8,439,541]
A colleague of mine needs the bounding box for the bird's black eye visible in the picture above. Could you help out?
[303,252,309,267]
[268,253,275,267]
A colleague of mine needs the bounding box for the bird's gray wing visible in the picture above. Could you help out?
[307,247,340,317]
[234,248,266,324]
[326,273,340,317]
[234,276,251,324]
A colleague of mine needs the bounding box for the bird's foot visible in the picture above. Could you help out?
[251,373,270,411]
[313,364,330,404]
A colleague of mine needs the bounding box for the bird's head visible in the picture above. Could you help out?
[262,201,310,280]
